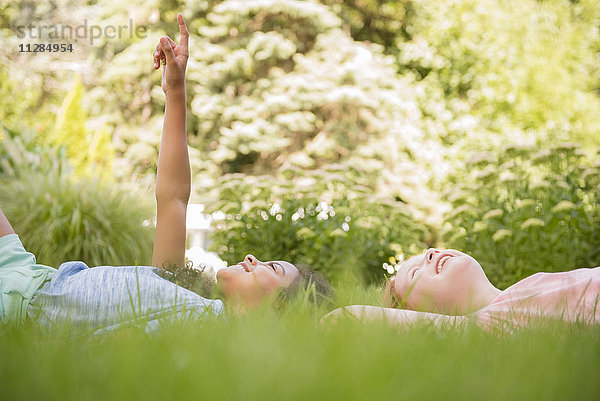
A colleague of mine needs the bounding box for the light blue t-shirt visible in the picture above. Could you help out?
[1,234,224,334]
[0,234,57,325]
[27,261,224,336]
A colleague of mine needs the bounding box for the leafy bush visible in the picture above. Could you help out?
[442,142,600,289]
[0,128,155,268]
[395,0,600,148]
[0,123,69,179]
[45,75,115,181]
[206,166,430,284]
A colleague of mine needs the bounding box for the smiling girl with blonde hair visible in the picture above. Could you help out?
[326,248,600,330]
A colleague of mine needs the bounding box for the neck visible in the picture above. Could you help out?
[223,294,263,314]
[469,284,502,313]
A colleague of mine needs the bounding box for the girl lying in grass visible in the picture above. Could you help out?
[0,13,330,335]
[325,248,600,330]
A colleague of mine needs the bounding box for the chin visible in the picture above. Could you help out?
[217,265,245,283]
[451,255,482,274]
[216,266,233,281]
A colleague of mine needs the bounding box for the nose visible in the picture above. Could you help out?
[244,254,260,267]
[425,248,440,263]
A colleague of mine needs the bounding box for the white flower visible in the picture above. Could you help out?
[269,202,281,216]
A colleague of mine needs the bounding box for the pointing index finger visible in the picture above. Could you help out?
[177,13,189,50]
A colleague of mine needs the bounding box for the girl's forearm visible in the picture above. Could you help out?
[322,305,466,328]
[155,88,190,204]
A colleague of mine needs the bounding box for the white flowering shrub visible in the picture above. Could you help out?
[185,0,443,216]
[442,142,600,288]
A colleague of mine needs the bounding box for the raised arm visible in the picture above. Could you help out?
[151,13,191,269]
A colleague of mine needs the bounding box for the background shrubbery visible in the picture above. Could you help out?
[207,167,430,284]
[442,142,600,288]
[1,0,599,287]
[0,126,155,268]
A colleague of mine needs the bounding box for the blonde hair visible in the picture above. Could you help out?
[383,278,401,308]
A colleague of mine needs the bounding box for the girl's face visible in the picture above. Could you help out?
[216,254,299,309]
[389,248,494,315]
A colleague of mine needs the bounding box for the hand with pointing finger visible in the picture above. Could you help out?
[153,12,189,95]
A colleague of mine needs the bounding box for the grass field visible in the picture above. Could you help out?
[1,285,599,401]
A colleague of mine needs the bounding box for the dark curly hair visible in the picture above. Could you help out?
[156,260,333,306]
[156,260,218,299]
[276,263,334,306]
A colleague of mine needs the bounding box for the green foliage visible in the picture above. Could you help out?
[0,123,71,179]
[442,142,600,289]
[0,128,155,268]
[207,166,430,284]
[3,0,600,289]
[0,169,155,268]
[45,76,115,181]
[395,0,600,148]
[321,0,409,53]
[0,64,55,136]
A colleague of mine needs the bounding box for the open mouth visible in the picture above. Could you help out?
[436,255,452,274]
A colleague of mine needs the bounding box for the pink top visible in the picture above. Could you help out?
[475,267,600,329]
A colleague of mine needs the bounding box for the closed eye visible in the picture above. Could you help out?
[270,262,285,275]
[411,267,420,279]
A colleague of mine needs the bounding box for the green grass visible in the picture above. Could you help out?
[1,285,599,401]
